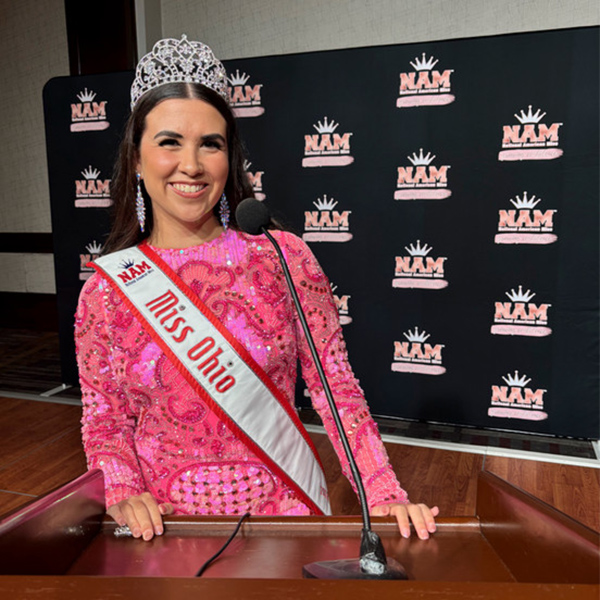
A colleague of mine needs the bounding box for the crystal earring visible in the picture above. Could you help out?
[219,193,230,231]
[136,173,145,233]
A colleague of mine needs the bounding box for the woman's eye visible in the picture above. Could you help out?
[204,140,223,150]
[158,138,180,147]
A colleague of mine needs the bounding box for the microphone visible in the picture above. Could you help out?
[236,198,407,580]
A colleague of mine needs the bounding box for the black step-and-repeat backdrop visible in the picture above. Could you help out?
[44,27,599,439]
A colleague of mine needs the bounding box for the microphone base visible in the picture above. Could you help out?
[302,557,408,580]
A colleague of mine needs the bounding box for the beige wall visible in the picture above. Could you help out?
[1,0,598,294]
[0,0,69,293]
[160,0,599,59]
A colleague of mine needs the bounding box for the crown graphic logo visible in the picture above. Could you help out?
[330,283,338,294]
[405,240,433,256]
[505,285,536,303]
[228,69,250,86]
[85,241,103,254]
[243,160,252,171]
[509,191,542,209]
[119,259,135,270]
[410,52,439,71]
[514,105,547,124]
[403,327,430,343]
[81,166,100,180]
[77,88,97,103]
[313,195,338,211]
[407,148,436,166]
[502,370,531,387]
[313,117,339,134]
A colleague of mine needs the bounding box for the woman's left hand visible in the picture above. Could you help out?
[371,502,439,540]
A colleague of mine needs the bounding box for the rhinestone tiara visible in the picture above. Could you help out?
[130,35,228,109]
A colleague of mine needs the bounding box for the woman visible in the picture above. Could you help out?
[75,36,438,542]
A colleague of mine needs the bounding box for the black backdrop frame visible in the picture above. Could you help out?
[44,27,599,439]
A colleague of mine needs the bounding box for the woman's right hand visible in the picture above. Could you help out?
[107,492,174,541]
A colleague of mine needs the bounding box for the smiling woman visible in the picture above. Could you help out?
[74,35,438,545]
[136,98,229,248]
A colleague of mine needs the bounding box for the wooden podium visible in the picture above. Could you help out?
[0,469,597,599]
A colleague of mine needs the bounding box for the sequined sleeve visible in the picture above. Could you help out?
[276,232,409,509]
[75,274,147,508]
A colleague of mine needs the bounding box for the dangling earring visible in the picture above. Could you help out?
[219,193,230,231]
[136,173,145,233]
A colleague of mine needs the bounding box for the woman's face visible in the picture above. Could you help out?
[136,97,229,246]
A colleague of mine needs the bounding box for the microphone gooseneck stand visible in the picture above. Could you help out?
[236,199,408,580]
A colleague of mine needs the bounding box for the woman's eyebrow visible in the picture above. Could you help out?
[153,130,183,139]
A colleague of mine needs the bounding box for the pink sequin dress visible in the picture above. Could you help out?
[75,229,409,515]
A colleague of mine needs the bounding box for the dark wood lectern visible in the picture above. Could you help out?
[0,469,598,599]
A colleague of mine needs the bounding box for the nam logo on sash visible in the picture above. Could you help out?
[499,105,563,161]
[75,166,112,208]
[244,161,265,200]
[79,241,103,280]
[117,257,154,286]
[396,53,455,108]
[331,283,352,325]
[227,70,265,117]
[489,370,548,421]
[303,195,352,242]
[495,192,557,245]
[491,286,551,337]
[303,117,354,167]
[392,240,448,289]
[70,88,109,132]
[395,149,451,200]
[392,327,445,375]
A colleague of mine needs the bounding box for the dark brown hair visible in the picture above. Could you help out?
[103,83,255,254]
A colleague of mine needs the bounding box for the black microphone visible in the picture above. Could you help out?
[236,198,407,580]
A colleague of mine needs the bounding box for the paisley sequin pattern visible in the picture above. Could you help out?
[75,229,408,514]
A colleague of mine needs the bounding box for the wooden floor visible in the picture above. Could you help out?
[0,396,598,533]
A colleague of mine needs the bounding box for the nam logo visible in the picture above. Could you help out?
[392,327,445,375]
[393,240,448,289]
[70,88,109,132]
[397,52,455,108]
[499,105,563,161]
[489,370,548,421]
[495,191,557,245]
[491,286,551,337]
[227,70,265,117]
[331,283,352,325]
[395,149,451,200]
[118,258,153,286]
[244,161,265,200]
[79,241,103,281]
[303,195,352,242]
[303,117,354,167]
[75,166,112,208]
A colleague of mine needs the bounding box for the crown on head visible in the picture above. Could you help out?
[130,35,228,109]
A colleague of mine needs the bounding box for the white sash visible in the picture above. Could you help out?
[93,244,331,515]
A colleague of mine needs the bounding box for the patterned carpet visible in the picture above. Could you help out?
[0,328,596,460]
